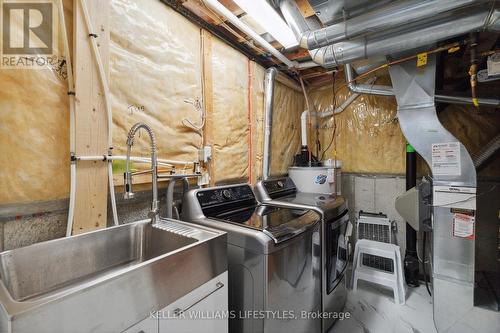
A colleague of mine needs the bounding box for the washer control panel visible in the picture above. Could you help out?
[262,177,296,196]
[196,184,255,208]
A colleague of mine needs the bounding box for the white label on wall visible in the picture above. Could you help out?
[431,142,461,176]
[452,213,475,239]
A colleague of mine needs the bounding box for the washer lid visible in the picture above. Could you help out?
[208,205,320,243]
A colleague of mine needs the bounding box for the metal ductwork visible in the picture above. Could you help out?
[345,63,500,107]
[311,9,500,67]
[296,0,482,50]
[280,0,500,107]
[389,53,484,333]
[344,63,395,96]
[263,67,278,180]
[389,53,476,185]
[280,0,500,68]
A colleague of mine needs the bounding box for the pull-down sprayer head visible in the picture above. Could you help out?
[124,122,159,223]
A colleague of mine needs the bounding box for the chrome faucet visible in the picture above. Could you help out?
[124,122,159,223]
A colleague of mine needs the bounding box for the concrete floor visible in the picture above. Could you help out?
[329,281,437,333]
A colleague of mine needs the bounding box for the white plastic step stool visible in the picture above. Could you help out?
[351,239,406,305]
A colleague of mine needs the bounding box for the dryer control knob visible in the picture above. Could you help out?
[222,189,232,199]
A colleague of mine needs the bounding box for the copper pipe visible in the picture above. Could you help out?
[469,32,479,108]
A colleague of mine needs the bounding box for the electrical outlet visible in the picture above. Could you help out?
[198,145,212,163]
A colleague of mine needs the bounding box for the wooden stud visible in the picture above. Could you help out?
[249,61,263,184]
[183,0,220,25]
[296,0,316,18]
[218,0,244,17]
[182,0,243,26]
[72,0,110,235]
[285,48,311,61]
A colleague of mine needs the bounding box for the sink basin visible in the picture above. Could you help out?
[0,219,227,333]
[0,221,197,302]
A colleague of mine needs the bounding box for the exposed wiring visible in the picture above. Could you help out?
[182,98,205,132]
[423,232,432,297]
[320,71,337,162]
[416,236,430,264]
[182,30,208,137]
[247,59,253,183]
[418,183,498,209]
[341,41,467,90]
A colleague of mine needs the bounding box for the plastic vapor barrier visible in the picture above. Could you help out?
[310,72,500,176]
[270,82,305,177]
[309,73,405,174]
[209,37,249,182]
[110,0,202,165]
[0,0,305,205]
[0,0,73,204]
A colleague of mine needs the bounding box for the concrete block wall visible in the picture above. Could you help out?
[0,212,67,251]
[0,187,181,252]
[341,173,407,254]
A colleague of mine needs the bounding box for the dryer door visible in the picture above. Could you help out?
[326,210,350,294]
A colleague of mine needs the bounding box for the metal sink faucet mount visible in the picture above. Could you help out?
[124,122,159,223]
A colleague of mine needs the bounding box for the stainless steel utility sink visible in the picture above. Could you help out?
[0,222,196,302]
[0,219,227,333]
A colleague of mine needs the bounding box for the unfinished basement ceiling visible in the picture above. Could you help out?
[163,0,332,83]
[165,0,500,91]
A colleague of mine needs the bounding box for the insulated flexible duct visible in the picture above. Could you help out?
[472,133,500,168]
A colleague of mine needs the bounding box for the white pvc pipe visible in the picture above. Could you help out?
[75,155,195,168]
[62,1,199,234]
[300,77,376,148]
[66,163,76,236]
[300,111,308,147]
[108,165,119,225]
[107,164,119,225]
[112,155,195,167]
[296,61,318,69]
[57,0,77,236]
[203,0,298,68]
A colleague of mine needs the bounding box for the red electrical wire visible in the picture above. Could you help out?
[247,59,253,183]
